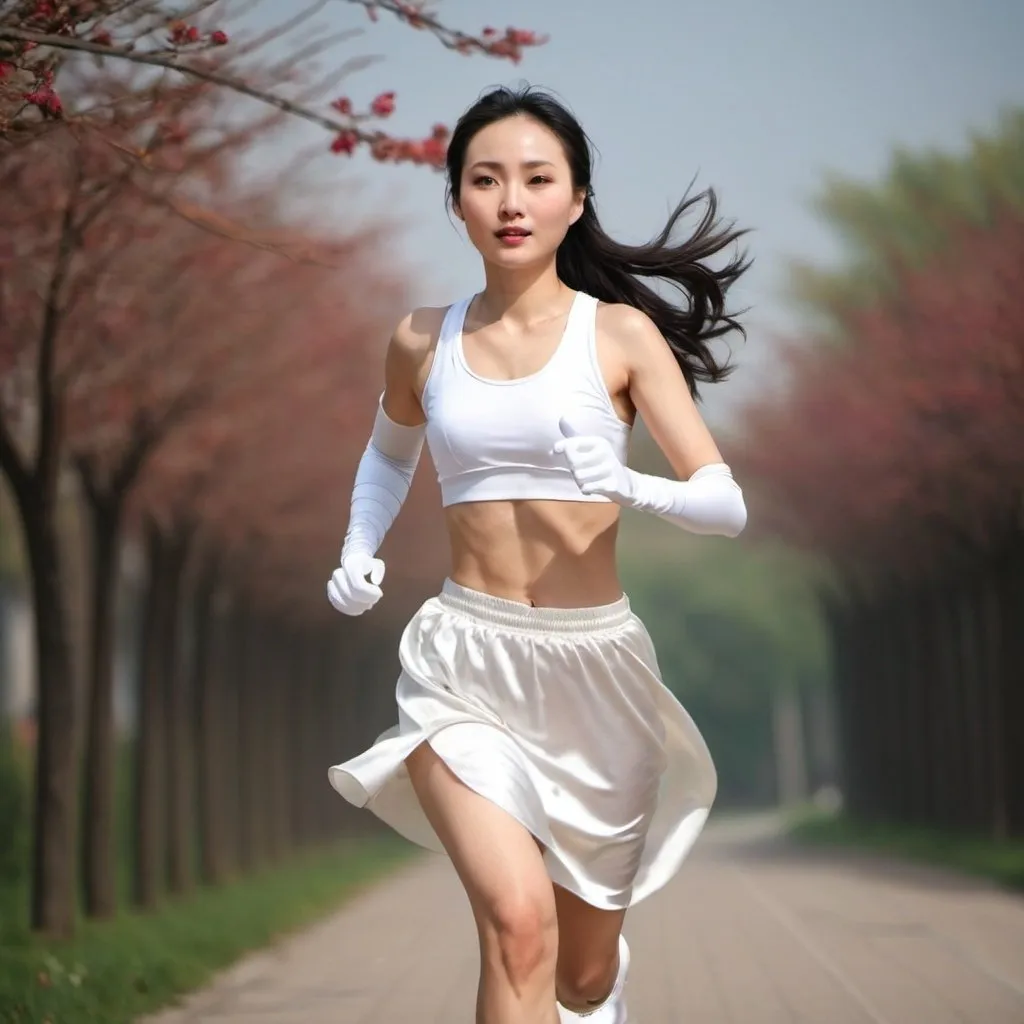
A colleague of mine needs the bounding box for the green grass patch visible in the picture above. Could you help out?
[0,835,419,1024]
[787,806,1024,890]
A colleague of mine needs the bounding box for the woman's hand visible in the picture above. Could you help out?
[552,416,635,504]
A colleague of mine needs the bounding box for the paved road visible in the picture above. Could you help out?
[141,814,1024,1023]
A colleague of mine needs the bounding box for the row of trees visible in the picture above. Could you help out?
[620,530,833,810]
[1,0,544,937]
[734,109,1024,838]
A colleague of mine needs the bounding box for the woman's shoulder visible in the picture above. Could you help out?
[389,303,455,362]
[594,300,661,352]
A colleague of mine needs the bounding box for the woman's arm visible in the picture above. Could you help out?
[554,304,747,538]
[340,314,430,560]
[327,310,436,615]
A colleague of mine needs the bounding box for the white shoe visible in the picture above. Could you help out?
[557,934,630,1022]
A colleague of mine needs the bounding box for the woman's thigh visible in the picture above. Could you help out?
[405,739,557,936]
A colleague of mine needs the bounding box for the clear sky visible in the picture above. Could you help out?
[233,0,1024,423]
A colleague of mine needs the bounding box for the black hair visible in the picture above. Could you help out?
[444,85,751,398]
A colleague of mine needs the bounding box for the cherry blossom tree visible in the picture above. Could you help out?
[734,111,1024,835]
[1,0,546,938]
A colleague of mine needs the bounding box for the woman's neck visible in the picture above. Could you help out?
[474,259,573,330]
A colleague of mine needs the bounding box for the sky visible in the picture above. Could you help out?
[231,0,1024,424]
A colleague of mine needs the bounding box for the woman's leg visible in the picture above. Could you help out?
[405,740,560,1024]
[553,885,628,1016]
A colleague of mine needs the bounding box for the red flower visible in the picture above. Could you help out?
[330,130,358,155]
[370,91,396,118]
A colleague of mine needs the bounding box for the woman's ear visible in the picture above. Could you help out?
[568,188,586,227]
[451,199,465,223]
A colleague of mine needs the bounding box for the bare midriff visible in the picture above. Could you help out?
[444,499,624,609]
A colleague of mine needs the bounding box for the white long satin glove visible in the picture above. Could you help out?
[325,394,425,616]
[553,417,636,503]
[553,415,747,538]
[327,552,386,616]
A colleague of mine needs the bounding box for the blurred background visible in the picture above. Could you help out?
[1,0,1022,1020]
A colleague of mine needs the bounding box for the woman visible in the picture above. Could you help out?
[326,85,750,1024]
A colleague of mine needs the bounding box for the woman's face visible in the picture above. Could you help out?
[454,115,585,268]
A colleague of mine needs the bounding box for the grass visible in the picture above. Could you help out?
[787,805,1024,891]
[0,834,419,1024]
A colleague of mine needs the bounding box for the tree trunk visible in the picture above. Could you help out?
[162,531,193,896]
[959,572,988,832]
[772,684,808,808]
[236,605,260,871]
[275,632,294,859]
[24,505,79,937]
[896,589,918,820]
[80,495,121,919]
[132,520,171,907]
[133,520,185,905]
[904,588,928,825]
[256,629,276,863]
[996,532,1024,835]
[873,592,897,822]
[221,603,244,875]
[2,173,87,937]
[292,633,318,848]
[193,569,227,885]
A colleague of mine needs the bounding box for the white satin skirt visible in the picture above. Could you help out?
[328,579,717,910]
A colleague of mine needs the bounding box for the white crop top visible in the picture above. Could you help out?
[420,290,631,507]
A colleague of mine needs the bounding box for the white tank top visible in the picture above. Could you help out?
[421,290,631,507]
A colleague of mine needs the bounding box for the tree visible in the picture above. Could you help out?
[67,192,340,915]
[738,213,1024,580]
[0,0,546,938]
[119,238,442,899]
[733,110,1024,836]
[786,107,1024,336]
[617,521,832,807]
[1,1,543,163]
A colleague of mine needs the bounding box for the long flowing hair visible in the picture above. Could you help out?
[445,85,752,398]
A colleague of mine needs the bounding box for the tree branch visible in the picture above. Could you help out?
[330,0,541,59]
[1,26,359,137]
[110,392,203,500]
[0,11,543,145]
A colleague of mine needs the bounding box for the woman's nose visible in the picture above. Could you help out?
[498,185,525,219]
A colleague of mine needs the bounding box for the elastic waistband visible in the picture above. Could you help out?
[437,578,632,634]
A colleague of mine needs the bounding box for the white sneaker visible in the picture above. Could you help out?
[557,934,630,1022]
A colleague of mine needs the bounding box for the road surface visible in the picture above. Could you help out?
[140,814,1024,1023]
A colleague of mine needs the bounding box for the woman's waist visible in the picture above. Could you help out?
[443,499,622,608]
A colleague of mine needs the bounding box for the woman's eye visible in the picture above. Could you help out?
[473,175,496,186]
[530,175,551,185]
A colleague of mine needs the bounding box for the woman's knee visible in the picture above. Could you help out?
[479,890,558,991]
[556,945,620,1009]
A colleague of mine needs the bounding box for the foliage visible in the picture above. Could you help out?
[619,526,830,804]
[787,107,1024,333]
[735,110,1024,586]
[788,806,1024,891]
[619,522,830,692]
[739,212,1024,584]
[0,835,418,1023]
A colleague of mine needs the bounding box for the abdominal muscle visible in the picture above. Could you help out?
[443,498,625,609]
